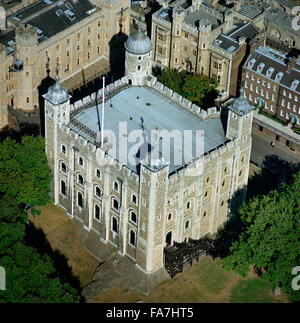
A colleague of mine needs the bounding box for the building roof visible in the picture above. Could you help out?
[6,0,99,43]
[228,88,255,116]
[238,4,263,19]
[124,28,152,55]
[227,22,259,40]
[184,8,221,29]
[265,8,300,35]
[43,75,71,105]
[243,46,300,94]
[212,22,259,53]
[69,86,227,174]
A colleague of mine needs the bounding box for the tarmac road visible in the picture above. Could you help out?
[250,133,300,169]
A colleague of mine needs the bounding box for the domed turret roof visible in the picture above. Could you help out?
[124,27,152,55]
[43,75,71,106]
[229,88,255,116]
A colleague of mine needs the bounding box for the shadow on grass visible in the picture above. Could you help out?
[24,221,85,303]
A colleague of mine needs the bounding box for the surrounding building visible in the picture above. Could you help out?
[151,0,264,99]
[42,25,255,291]
[264,3,300,51]
[0,0,131,129]
[242,46,300,129]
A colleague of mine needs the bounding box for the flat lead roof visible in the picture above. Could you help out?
[70,86,227,174]
[7,0,99,43]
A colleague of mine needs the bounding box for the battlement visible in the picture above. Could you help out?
[15,23,38,46]
[16,23,37,37]
[209,43,233,59]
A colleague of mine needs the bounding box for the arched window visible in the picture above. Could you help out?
[61,144,66,154]
[113,181,119,192]
[137,65,141,71]
[95,186,102,197]
[96,168,101,179]
[78,174,84,185]
[78,157,83,166]
[61,180,66,196]
[186,201,191,210]
[185,220,190,229]
[130,210,137,224]
[112,198,119,211]
[131,194,137,205]
[61,162,67,173]
[94,204,101,221]
[168,212,172,221]
[112,217,118,233]
[78,192,83,208]
[129,230,136,246]
[138,56,142,61]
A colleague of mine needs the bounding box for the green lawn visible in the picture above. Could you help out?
[230,279,280,303]
[91,257,289,303]
[33,204,289,303]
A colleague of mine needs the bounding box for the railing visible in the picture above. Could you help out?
[70,83,130,118]
[164,236,211,279]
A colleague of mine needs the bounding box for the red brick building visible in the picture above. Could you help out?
[242,46,300,129]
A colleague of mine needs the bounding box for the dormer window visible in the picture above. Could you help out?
[257,63,265,73]
[275,72,283,82]
[248,58,256,68]
[266,67,274,77]
[291,80,299,91]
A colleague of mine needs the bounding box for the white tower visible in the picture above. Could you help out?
[124,24,152,86]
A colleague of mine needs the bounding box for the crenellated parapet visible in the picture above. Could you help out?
[15,23,38,47]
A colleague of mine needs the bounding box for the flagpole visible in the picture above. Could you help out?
[101,76,105,147]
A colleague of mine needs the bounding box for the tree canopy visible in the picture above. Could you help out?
[223,171,300,302]
[156,68,219,109]
[0,136,52,210]
[0,197,80,303]
[0,135,80,303]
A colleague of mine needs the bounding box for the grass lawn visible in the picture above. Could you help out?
[90,257,289,303]
[230,279,278,303]
[31,204,289,303]
[29,204,100,288]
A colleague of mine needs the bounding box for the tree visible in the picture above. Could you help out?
[0,136,52,211]
[156,68,218,108]
[0,197,80,303]
[182,73,218,106]
[223,172,300,302]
